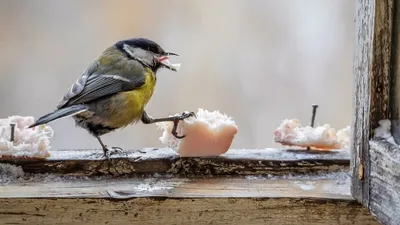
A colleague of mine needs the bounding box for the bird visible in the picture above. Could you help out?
[28,37,195,159]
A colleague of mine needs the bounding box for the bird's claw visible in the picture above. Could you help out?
[172,130,186,139]
[170,111,195,139]
[110,146,124,155]
[101,146,127,160]
[180,111,196,120]
[101,151,111,161]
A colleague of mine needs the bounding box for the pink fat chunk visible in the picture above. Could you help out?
[157,109,238,157]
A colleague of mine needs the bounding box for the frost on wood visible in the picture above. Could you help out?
[273,119,350,150]
[156,108,238,157]
[373,119,397,145]
[0,163,24,184]
[0,116,53,159]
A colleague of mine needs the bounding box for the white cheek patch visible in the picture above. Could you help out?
[122,44,136,58]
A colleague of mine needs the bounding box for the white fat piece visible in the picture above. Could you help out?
[160,59,181,71]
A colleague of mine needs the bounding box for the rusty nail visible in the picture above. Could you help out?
[310,104,318,128]
[10,123,16,142]
[307,104,319,150]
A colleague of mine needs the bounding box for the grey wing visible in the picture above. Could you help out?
[57,60,146,108]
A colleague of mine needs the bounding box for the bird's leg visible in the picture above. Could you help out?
[141,111,196,139]
[95,136,128,158]
[95,135,124,176]
[96,136,111,161]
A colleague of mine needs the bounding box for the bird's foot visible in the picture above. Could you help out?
[110,146,129,157]
[178,111,196,120]
[100,147,123,176]
[100,148,111,162]
[171,111,196,139]
[100,146,128,159]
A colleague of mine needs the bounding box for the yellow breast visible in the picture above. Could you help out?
[106,68,156,128]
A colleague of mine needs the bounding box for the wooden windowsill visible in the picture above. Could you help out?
[0,172,378,225]
[1,172,351,199]
[0,148,350,176]
[0,148,379,224]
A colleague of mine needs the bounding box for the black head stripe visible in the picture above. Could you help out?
[115,38,165,55]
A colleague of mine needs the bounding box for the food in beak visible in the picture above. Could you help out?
[158,56,181,71]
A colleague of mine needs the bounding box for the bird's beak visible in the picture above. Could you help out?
[157,52,181,71]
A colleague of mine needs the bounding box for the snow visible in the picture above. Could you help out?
[374,119,397,145]
[223,148,350,160]
[293,181,316,191]
[0,162,109,185]
[0,116,53,159]
[0,163,25,184]
[273,119,350,150]
[132,177,188,192]
[157,108,238,157]
[245,170,350,182]
[246,170,351,196]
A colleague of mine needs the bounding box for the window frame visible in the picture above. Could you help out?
[351,0,400,224]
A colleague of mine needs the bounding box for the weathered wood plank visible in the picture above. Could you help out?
[369,140,400,225]
[390,0,400,144]
[351,0,394,207]
[0,173,351,199]
[0,198,378,225]
[0,148,350,176]
[0,174,378,225]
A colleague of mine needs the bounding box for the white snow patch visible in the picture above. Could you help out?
[0,163,25,184]
[374,119,397,145]
[293,181,316,191]
[132,178,187,192]
[223,148,350,160]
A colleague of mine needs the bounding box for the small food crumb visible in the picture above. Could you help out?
[273,119,350,150]
[156,108,238,157]
[0,116,53,159]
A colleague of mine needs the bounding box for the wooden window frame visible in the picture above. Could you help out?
[351,0,400,224]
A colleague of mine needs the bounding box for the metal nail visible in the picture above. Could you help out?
[307,104,319,150]
[10,123,16,142]
[310,104,318,128]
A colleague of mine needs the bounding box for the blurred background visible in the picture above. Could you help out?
[0,0,355,150]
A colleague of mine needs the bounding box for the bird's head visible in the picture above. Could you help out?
[115,38,180,72]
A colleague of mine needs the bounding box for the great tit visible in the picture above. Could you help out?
[28,37,195,158]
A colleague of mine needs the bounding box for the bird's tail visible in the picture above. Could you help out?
[28,105,88,128]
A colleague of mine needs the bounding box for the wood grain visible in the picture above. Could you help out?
[0,198,378,225]
[0,148,350,176]
[351,0,394,207]
[0,174,352,199]
[0,175,378,225]
[369,140,400,225]
[390,0,400,144]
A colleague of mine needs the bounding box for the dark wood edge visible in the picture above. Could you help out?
[0,148,350,176]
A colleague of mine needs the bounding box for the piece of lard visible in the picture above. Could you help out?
[156,108,238,157]
[273,119,350,150]
[0,116,53,159]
